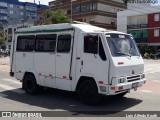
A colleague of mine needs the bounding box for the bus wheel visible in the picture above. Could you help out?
[78,80,101,106]
[23,74,39,95]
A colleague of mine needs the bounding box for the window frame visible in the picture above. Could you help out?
[154,29,159,37]
[56,34,72,53]
[83,34,107,60]
[16,35,35,52]
[35,34,57,53]
[154,14,159,22]
[84,34,99,54]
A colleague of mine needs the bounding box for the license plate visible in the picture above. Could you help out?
[132,82,139,88]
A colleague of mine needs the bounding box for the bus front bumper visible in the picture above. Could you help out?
[108,79,146,95]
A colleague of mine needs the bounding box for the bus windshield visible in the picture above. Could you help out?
[106,34,140,57]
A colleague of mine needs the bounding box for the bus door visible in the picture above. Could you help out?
[55,33,73,91]
[15,35,35,80]
[34,34,57,87]
[80,33,109,85]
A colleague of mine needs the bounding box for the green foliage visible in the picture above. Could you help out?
[0,22,5,44]
[41,10,70,25]
[138,45,155,56]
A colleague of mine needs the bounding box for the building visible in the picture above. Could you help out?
[148,12,160,46]
[3,22,34,49]
[0,0,47,26]
[117,4,160,48]
[38,0,127,30]
[0,0,47,49]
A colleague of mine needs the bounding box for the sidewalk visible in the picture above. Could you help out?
[0,57,10,65]
[0,57,10,72]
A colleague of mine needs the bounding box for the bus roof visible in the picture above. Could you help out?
[15,23,109,34]
[15,23,126,35]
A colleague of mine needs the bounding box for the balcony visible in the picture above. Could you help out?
[127,24,148,30]
[135,38,148,43]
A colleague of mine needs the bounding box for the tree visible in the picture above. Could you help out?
[40,10,70,25]
[0,23,5,44]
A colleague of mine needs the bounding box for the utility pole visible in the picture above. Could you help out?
[71,0,73,23]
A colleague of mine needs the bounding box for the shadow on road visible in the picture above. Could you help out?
[1,88,142,116]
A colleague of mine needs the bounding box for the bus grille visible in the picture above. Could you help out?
[127,75,141,82]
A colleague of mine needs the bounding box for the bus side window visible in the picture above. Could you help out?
[84,35,98,54]
[35,34,57,52]
[57,34,71,53]
[99,37,107,61]
[17,35,35,52]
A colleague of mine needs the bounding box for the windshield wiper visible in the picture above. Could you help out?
[117,52,132,57]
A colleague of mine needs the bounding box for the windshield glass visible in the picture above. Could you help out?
[106,34,140,57]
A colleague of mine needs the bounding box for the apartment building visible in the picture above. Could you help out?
[38,0,127,30]
[0,0,47,26]
[148,12,160,46]
[117,5,160,48]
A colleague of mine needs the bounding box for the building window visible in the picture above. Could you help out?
[26,6,37,11]
[92,3,97,10]
[73,3,97,14]
[154,14,159,21]
[154,29,159,37]
[0,9,7,14]
[9,4,13,8]
[0,2,7,7]
[0,16,7,20]
[20,12,24,15]
[10,11,14,14]
[20,6,24,9]
[8,28,12,34]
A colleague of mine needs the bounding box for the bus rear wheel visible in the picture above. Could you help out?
[78,80,101,106]
[23,74,39,95]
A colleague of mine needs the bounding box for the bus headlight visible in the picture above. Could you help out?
[141,74,145,79]
[118,77,126,83]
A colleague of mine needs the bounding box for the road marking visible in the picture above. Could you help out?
[144,68,160,74]
[153,80,160,83]
[0,93,8,97]
[140,90,152,93]
[0,84,25,94]
[1,78,21,85]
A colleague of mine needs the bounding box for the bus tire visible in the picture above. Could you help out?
[23,74,39,95]
[78,80,101,106]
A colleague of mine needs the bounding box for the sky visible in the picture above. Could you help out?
[19,0,53,5]
[19,0,160,6]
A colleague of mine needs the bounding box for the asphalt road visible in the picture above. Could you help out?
[0,59,160,119]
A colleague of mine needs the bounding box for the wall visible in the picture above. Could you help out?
[94,15,116,24]
[128,15,148,25]
[148,13,160,43]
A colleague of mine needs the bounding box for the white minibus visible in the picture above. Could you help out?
[10,23,146,105]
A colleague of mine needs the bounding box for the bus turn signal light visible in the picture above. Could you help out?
[119,86,123,91]
[110,86,115,90]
